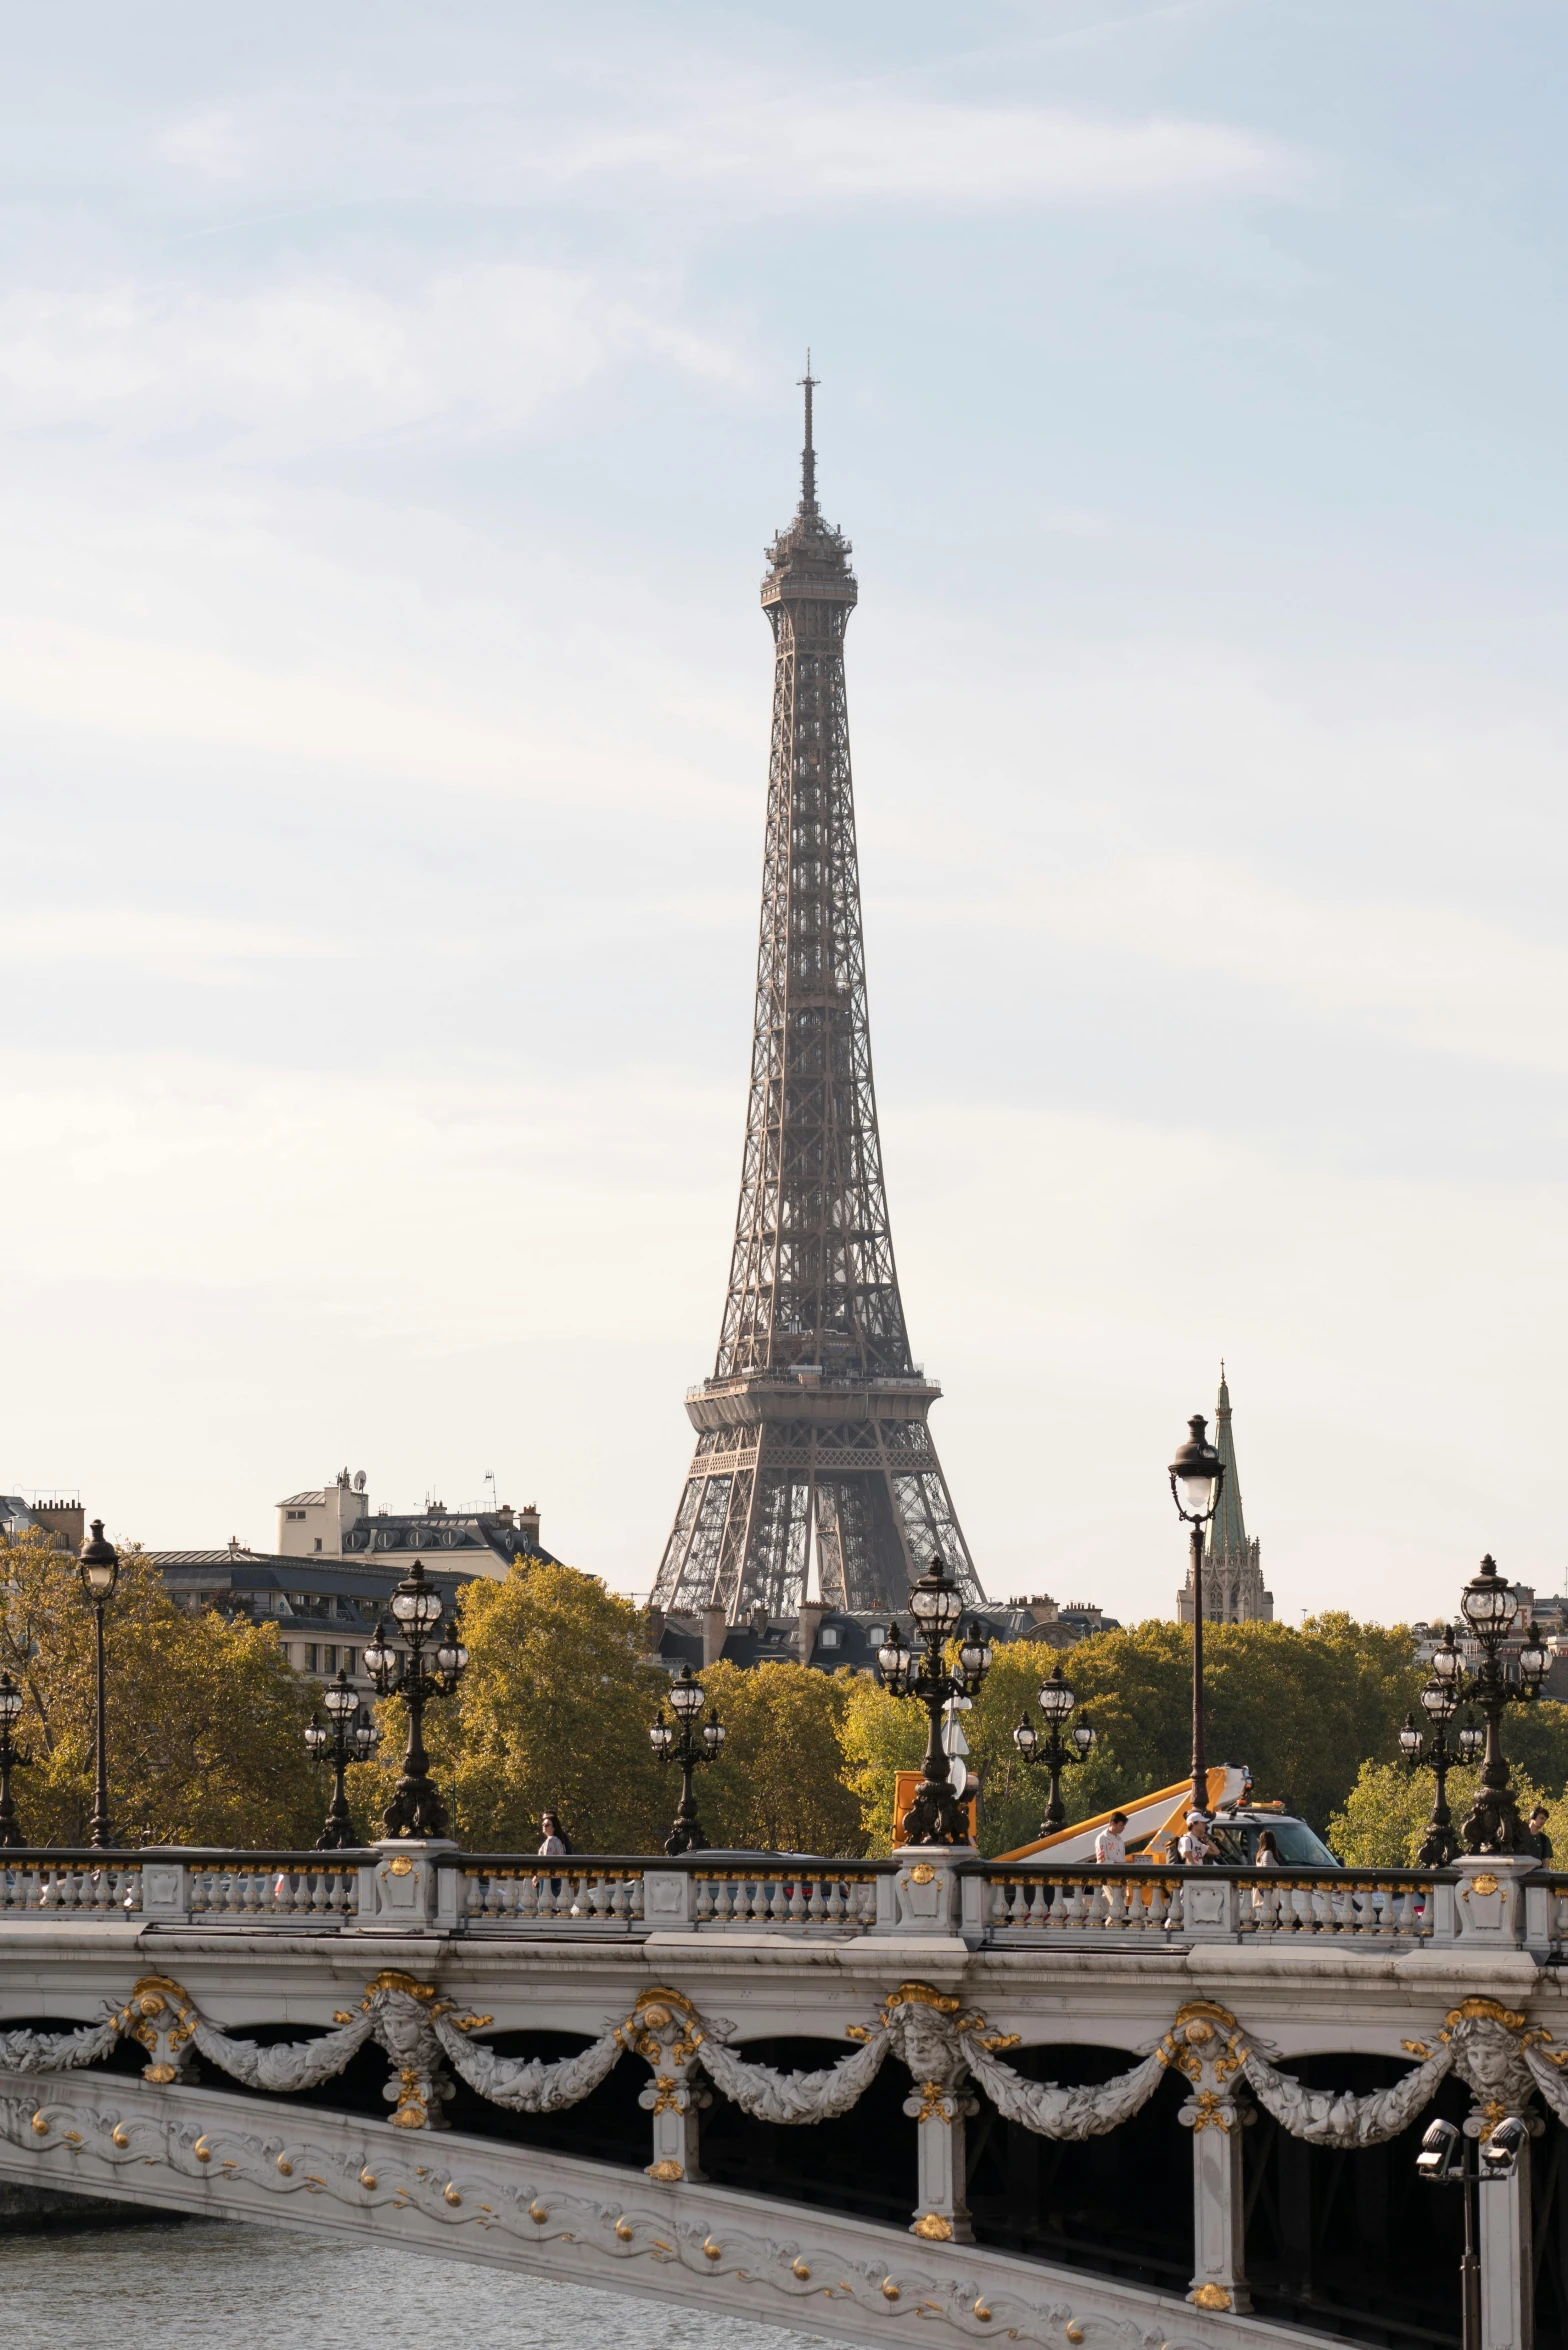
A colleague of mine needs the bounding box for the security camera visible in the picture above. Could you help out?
[1481,2116,1528,2176]
[1417,2119,1463,2182]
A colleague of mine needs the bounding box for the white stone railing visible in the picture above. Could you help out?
[0,1855,144,1914]
[7,1846,1565,1956]
[976,1863,1443,1943]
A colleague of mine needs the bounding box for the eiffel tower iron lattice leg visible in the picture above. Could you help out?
[654,368,982,1625]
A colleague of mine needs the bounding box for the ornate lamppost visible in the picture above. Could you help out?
[649,1665,725,1855]
[77,1519,119,1850]
[878,1555,992,1846]
[362,1560,468,1840]
[1397,1667,1468,1867]
[0,1674,29,1849]
[305,1668,381,1849]
[1428,1561,1547,1855]
[1012,1664,1096,1838]
[1167,1416,1225,1819]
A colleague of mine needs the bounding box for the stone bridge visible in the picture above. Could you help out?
[2,1843,1567,2350]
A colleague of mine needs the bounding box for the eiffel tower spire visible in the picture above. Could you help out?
[653,378,982,1623]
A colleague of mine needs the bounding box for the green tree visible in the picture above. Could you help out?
[961,1617,1423,1836]
[694,1661,866,1854]
[369,1560,668,1853]
[838,1672,927,1855]
[0,1528,318,1846]
[1330,1759,1563,1866]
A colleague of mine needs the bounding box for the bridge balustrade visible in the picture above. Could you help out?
[978,1863,1442,1943]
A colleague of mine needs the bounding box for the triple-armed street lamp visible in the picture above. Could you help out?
[1427,1557,1547,1854]
[1397,1676,1483,1868]
[363,1559,468,1840]
[1168,1415,1225,1820]
[649,1665,726,1854]
[1012,1665,1096,1837]
[877,1555,992,1846]
[304,1667,382,1849]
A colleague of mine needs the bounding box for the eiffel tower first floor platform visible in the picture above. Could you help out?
[652,1371,983,1621]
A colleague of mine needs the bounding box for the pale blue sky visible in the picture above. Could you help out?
[3,2,1566,1622]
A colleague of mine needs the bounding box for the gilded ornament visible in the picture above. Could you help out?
[529,2202,548,2223]
[882,2279,902,2301]
[444,2185,462,2206]
[276,2156,293,2176]
[1065,2327,1085,2343]
[144,2065,177,2085]
[29,2114,46,2136]
[615,2218,636,2241]
[1469,1872,1499,1896]
[111,2126,130,2149]
[973,2303,993,2323]
[1189,2285,1233,2312]
[792,2259,811,2281]
[909,1863,937,1886]
[911,2214,953,2241]
[882,1983,962,2017]
[359,2169,377,2189]
[193,2136,212,2163]
[388,1856,415,1877]
[646,2159,683,2182]
[702,2237,723,2261]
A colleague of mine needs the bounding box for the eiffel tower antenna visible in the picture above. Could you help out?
[799,350,818,513]
[653,378,982,1624]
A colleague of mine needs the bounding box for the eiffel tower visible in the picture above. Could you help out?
[653,371,983,1623]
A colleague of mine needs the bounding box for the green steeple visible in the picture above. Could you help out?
[1205,1363,1249,1562]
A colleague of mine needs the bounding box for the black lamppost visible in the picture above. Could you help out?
[649,1666,725,1855]
[305,1668,381,1849]
[1429,1562,1547,1855]
[362,1560,468,1840]
[1168,1416,1225,1820]
[878,1555,992,1847]
[1397,1670,1469,1867]
[0,1674,29,1849]
[77,1519,119,1850]
[1012,1664,1097,1837]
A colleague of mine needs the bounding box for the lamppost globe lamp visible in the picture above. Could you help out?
[958,1622,992,1689]
[1012,1718,1039,1763]
[324,1677,357,1722]
[1460,1556,1514,1632]
[1073,1718,1097,1759]
[877,1625,914,1694]
[1420,1676,1456,1724]
[304,1713,327,1756]
[1167,1412,1226,1820]
[648,1670,722,1854]
[1398,1713,1423,1761]
[1431,1628,1463,1686]
[1038,1667,1075,1722]
[1458,1716,1485,1761]
[909,1556,964,1636]
[1168,1417,1224,1524]
[362,1622,395,1681]
[1519,1627,1549,1691]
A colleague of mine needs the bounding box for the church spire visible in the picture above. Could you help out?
[1206,1364,1248,1562]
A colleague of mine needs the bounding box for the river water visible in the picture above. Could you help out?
[0,2220,826,2349]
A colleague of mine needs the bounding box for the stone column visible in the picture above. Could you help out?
[1477,2133,1534,2350]
[625,1990,709,2185]
[1164,2002,1252,2316]
[904,2077,979,2243]
[1181,2088,1252,2315]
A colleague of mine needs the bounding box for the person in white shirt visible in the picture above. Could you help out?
[1177,1810,1216,1865]
[1094,1812,1129,1865]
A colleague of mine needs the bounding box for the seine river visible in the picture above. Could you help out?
[0,2220,825,2350]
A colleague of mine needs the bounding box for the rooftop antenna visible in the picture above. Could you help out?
[798,350,819,514]
[485,1472,498,1512]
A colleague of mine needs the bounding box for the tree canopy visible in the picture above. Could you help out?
[0,1527,319,1847]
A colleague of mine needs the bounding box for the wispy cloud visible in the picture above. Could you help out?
[0,261,742,448]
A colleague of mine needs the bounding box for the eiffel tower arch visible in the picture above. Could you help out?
[654,373,983,1623]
